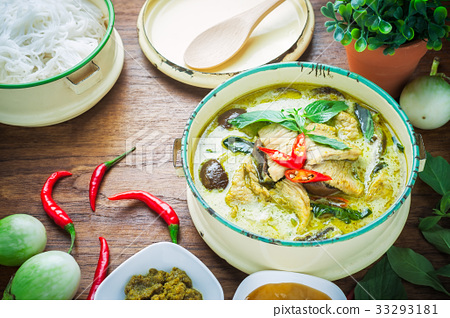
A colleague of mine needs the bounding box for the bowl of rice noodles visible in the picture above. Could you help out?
[0,0,124,127]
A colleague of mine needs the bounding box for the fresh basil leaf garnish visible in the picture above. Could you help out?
[311,203,371,224]
[283,108,306,131]
[419,152,450,196]
[222,136,254,154]
[307,134,350,150]
[279,120,302,132]
[230,101,350,133]
[229,110,293,129]
[387,246,450,296]
[354,255,407,300]
[355,103,374,140]
[304,100,349,123]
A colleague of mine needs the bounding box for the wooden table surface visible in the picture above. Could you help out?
[1,0,449,300]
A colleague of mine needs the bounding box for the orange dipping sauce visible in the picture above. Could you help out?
[246,283,331,300]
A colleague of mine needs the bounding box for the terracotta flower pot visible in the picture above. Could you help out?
[345,40,428,99]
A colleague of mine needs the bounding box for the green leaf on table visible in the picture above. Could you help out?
[421,224,450,255]
[303,100,348,123]
[387,246,450,296]
[354,256,407,300]
[418,216,442,231]
[440,191,450,213]
[419,152,450,195]
[435,264,450,278]
[307,134,350,150]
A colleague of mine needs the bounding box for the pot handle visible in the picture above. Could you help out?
[173,138,184,176]
[65,61,102,95]
[415,133,426,172]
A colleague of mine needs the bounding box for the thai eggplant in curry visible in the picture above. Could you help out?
[193,85,406,241]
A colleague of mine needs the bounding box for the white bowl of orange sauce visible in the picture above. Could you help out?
[233,270,346,300]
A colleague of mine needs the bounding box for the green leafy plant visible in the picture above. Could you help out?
[418,152,450,254]
[354,255,407,300]
[321,0,449,55]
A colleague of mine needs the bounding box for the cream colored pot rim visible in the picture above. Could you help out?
[0,0,115,89]
[181,62,420,247]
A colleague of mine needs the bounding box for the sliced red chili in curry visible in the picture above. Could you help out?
[285,169,332,183]
[258,147,300,169]
[258,133,307,170]
[290,133,307,168]
[259,133,332,184]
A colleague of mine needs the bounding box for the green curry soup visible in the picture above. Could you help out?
[193,85,407,241]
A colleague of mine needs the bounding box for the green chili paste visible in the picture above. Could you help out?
[124,267,203,300]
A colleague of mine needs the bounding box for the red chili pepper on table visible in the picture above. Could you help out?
[41,171,76,254]
[87,237,109,300]
[108,190,180,244]
[89,147,136,212]
[285,169,332,183]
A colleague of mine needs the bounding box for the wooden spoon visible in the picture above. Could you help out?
[184,0,286,71]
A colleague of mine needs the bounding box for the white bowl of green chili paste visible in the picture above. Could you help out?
[94,242,224,300]
[179,62,425,280]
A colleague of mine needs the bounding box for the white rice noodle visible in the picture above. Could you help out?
[0,0,107,84]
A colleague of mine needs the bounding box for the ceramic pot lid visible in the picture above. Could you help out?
[137,0,314,88]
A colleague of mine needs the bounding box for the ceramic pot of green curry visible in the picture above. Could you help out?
[176,62,426,281]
